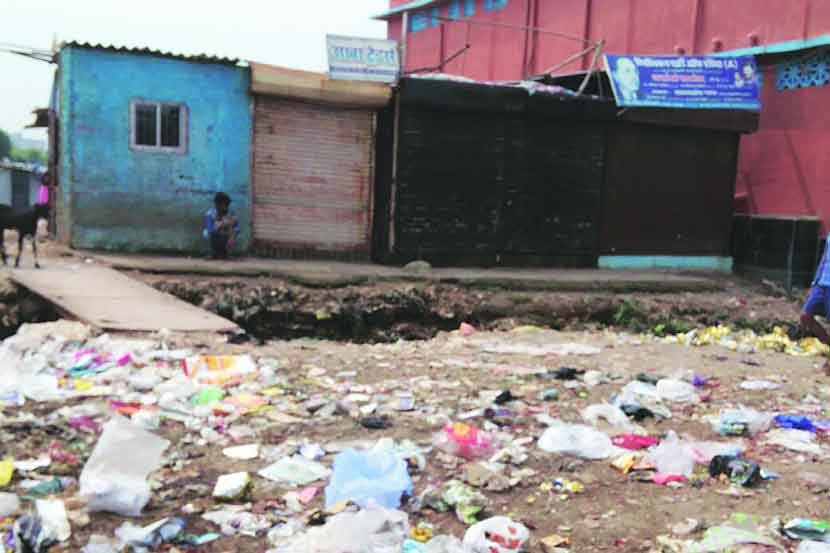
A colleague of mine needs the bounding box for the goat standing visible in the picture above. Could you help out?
[0,204,49,269]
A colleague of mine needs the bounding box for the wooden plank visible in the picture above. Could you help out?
[11,262,237,333]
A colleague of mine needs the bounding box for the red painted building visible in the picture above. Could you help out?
[377,0,830,234]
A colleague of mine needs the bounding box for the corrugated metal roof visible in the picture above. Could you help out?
[373,0,442,20]
[0,161,38,173]
[61,41,242,66]
[714,34,830,58]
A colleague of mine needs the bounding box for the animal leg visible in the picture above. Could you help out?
[14,232,23,268]
[32,235,40,269]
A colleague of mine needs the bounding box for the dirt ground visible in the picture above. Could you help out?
[3,322,829,552]
[0,240,825,551]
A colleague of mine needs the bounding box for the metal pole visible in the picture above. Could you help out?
[435,16,597,46]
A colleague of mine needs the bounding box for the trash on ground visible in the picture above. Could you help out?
[325,449,413,509]
[434,423,496,459]
[647,431,694,477]
[258,455,330,486]
[273,505,409,553]
[784,519,830,542]
[765,429,824,456]
[79,415,170,517]
[212,472,251,500]
[462,516,530,553]
[538,420,617,460]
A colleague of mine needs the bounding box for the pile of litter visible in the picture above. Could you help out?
[661,325,829,357]
[0,320,825,552]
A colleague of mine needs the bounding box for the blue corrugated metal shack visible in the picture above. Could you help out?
[54,42,252,253]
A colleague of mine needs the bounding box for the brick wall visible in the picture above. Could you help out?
[252,96,374,258]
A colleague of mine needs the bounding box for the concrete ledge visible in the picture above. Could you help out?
[599,255,733,272]
[84,252,724,293]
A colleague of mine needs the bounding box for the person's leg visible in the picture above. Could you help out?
[801,286,830,372]
[802,286,830,340]
[211,232,229,260]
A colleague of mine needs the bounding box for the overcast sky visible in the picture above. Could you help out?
[0,0,389,139]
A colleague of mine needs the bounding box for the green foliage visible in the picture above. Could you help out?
[10,147,47,164]
[0,130,10,160]
[613,298,646,328]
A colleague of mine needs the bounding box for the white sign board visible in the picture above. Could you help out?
[327,34,400,83]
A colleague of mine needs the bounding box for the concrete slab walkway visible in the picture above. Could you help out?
[89,252,721,292]
[10,261,237,332]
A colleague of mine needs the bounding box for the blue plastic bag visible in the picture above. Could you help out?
[775,415,817,432]
[324,449,413,509]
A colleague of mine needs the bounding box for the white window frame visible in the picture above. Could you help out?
[129,99,188,154]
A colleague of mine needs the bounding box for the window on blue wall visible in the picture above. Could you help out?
[409,11,428,32]
[463,0,475,17]
[130,100,187,154]
[484,0,508,10]
[430,7,441,26]
[448,0,460,19]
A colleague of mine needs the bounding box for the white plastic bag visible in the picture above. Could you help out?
[647,431,694,476]
[765,429,823,455]
[713,407,774,436]
[463,517,530,553]
[656,379,699,403]
[798,541,830,553]
[259,455,330,487]
[79,415,170,517]
[685,441,744,464]
[581,404,634,430]
[425,535,467,553]
[537,420,616,459]
[0,493,20,517]
[36,499,71,542]
[276,505,409,553]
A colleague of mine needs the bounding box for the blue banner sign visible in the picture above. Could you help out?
[604,54,761,110]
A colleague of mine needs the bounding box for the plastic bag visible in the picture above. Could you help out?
[325,449,413,509]
[115,517,185,552]
[686,513,781,553]
[79,415,170,517]
[765,429,823,455]
[463,517,530,553]
[797,541,830,553]
[537,420,616,460]
[0,493,20,517]
[36,499,71,542]
[259,456,330,486]
[612,434,659,450]
[686,441,744,464]
[433,423,495,460]
[182,355,257,386]
[712,408,773,436]
[775,415,817,432]
[740,380,781,391]
[276,505,409,553]
[655,379,699,403]
[424,535,467,553]
[647,431,694,476]
[581,404,635,430]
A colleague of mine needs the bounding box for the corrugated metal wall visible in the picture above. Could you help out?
[252,96,375,258]
[391,80,607,266]
[601,125,739,256]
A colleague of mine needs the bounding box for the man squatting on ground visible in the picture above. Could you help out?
[203,192,239,260]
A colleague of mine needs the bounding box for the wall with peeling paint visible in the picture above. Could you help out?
[58,45,251,253]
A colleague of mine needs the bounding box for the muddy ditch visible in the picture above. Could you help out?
[136,274,806,343]
[0,275,60,338]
